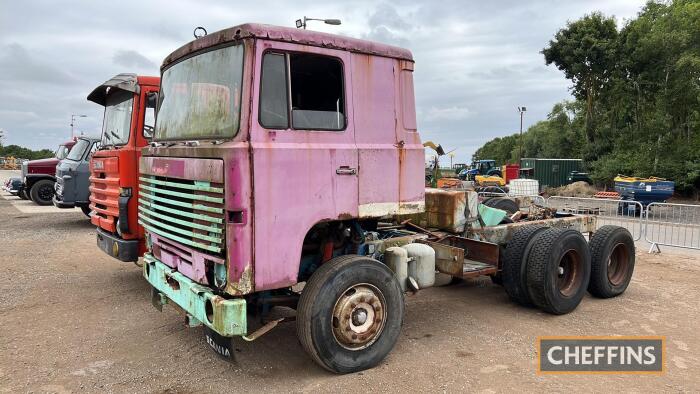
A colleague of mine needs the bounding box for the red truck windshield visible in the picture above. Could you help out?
[101,90,134,147]
[155,44,244,141]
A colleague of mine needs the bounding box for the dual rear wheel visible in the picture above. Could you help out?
[502,225,635,314]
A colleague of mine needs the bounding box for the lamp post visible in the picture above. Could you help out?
[517,106,527,162]
[295,17,341,29]
[71,114,87,139]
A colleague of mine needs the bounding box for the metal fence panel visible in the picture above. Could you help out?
[546,196,644,240]
[477,190,546,208]
[644,202,700,253]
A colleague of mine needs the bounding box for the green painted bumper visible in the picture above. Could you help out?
[143,254,247,337]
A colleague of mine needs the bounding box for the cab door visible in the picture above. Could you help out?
[250,41,357,290]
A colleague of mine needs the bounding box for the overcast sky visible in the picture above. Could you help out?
[0,0,645,163]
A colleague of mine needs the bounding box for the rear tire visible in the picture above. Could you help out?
[526,228,591,315]
[588,226,635,298]
[30,179,54,206]
[502,226,547,306]
[296,255,404,373]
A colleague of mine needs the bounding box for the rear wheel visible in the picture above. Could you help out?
[588,226,635,298]
[30,179,54,206]
[526,228,591,315]
[502,226,547,306]
[296,255,404,373]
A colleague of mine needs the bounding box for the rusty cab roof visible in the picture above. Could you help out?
[162,23,414,70]
[87,74,159,106]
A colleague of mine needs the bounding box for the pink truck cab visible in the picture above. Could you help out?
[140,23,637,373]
[141,23,423,372]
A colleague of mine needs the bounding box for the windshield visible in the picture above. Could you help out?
[101,90,134,146]
[66,139,92,161]
[155,44,244,141]
[55,144,70,159]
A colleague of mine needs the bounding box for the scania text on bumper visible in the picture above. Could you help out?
[143,254,247,337]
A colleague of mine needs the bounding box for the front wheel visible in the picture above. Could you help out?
[80,205,92,217]
[29,179,55,206]
[296,255,404,373]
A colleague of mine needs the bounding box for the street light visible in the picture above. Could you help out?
[71,114,87,139]
[295,17,341,29]
[517,106,527,162]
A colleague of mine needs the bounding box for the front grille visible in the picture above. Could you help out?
[138,175,225,255]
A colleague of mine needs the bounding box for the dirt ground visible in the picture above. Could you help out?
[1,171,700,393]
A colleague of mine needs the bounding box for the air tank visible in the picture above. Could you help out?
[384,247,409,292]
[402,243,436,288]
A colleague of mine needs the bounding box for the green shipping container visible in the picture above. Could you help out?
[519,158,583,189]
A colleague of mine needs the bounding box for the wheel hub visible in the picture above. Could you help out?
[332,284,386,350]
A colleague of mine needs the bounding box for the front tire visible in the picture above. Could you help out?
[80,205,92,217]
[296,255,405,373]
[29,179,55,206]
[588,226,635,298]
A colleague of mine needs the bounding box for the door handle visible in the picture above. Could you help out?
[336,166,357,175]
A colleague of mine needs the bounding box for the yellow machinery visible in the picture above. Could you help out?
[474,174,506,187]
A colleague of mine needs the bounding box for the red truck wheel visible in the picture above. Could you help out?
[296,255,404,373]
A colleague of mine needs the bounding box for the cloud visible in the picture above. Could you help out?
[424,106,474,122]
[0,0,647,162]
[0,43,78,85]
[113,50,157,69]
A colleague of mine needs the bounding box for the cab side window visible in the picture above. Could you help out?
[144,92,157,139]
[259,52,345,131]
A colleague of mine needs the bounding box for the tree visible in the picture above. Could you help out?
[542,12,619,143]
[474,1,700,196]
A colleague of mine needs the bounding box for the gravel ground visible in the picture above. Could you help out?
[1,170,699,393]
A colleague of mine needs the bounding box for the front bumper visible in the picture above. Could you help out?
[2,185,19,195]
[96,227,139,262]
[143,254,247,337]
[53,195,76,208]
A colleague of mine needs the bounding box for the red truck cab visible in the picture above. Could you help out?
[88,74,159,262]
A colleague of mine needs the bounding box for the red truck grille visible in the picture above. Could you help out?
[89,157,120,232]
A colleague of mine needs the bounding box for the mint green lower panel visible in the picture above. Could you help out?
[143,254,247,337]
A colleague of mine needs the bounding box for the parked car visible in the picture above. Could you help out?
[53,136,101,216]
[2,177,24,197]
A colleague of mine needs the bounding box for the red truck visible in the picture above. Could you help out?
[19,139,76,205]
[139,24,636,373]
[88,74,159,262]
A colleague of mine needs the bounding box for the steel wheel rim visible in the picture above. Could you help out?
[607,242,629,286]
[557,249,583,297]
[331,283,386,351]
[39,185,53,201]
